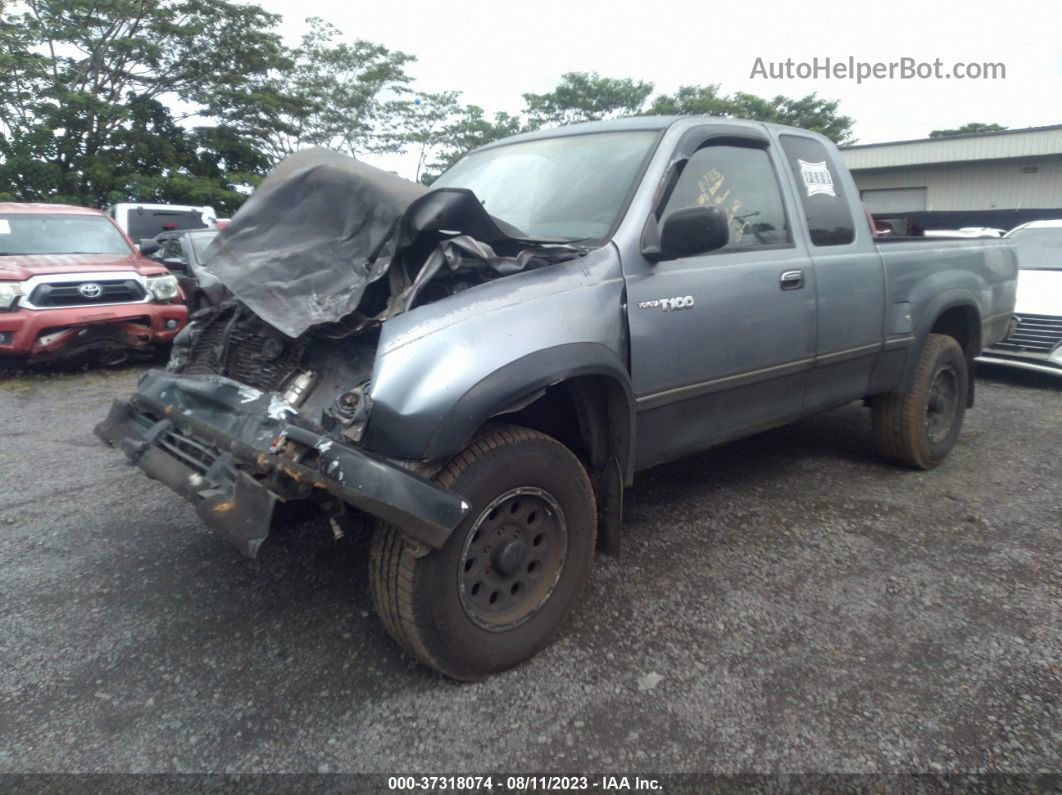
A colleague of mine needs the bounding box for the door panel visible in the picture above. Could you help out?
[627,247,817,468]
[624,140,817,469]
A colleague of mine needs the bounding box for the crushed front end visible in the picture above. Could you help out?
[95,365,469,557]
[95,148,578,557]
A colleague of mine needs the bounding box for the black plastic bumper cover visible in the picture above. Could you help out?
[94,370,470,557]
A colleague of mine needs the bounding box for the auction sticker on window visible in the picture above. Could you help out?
[798,159,836,197]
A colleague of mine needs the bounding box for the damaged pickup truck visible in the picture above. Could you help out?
[97,117,1018,679]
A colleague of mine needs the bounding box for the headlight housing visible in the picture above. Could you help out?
[146,274,180,302]
[0,281,25,311]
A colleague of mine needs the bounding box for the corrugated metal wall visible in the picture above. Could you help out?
[850,157,1062,211]
[841,126,1062,169]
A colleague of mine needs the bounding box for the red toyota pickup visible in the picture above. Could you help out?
[0,203,188,365]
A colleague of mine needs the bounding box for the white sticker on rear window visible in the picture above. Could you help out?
[798,159,836,198]
[0,220,10,234]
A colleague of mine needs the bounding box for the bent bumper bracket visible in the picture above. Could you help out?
[95,370,470,557]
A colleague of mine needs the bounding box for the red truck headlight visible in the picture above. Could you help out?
[0,281,25,311]
[145,274,180,302]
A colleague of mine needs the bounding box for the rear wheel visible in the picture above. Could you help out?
[871,333,968,469]
[369,425,597,680]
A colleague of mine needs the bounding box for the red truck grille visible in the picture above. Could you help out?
[991,314,1062,354]
[28,279,146,308]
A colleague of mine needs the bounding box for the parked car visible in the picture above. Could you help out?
[141,228,228,310]
[924,227,1007,238]
[977,219,1062,375]
[0,203,187,366]
[108,203,216,241]
[97,119,1017,679]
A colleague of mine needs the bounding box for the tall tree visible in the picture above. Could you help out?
[647,85,856,144]
[928,122,1007,138]
[395,91,463,183]
[253,16,415,161]
[421,104,523,184]
[0,0,291,208]
[522,72,654,128]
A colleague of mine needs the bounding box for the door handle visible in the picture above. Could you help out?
[780,269,805,290]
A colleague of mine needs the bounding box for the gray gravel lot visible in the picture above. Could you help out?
[0,363,1059,776]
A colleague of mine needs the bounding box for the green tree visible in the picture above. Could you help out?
[928,122,1007,138]
[254,17,416,161]
[522,71,654,128]
[0,0,290,209]
[421,104,523,184]
[647,84,856,144]
[395,91,463,183]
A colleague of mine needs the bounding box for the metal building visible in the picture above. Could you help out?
[839,125,1062,231]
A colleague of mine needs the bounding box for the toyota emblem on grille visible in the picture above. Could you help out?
[78,283,103,299]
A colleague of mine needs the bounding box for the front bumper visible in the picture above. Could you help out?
[95,370,470,557]
[976,351,1062,377]
[0,303,187,358]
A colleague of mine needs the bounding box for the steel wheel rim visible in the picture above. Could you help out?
[925,364,959,444]
[457,487,568,632]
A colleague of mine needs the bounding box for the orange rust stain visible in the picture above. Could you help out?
[212,500,235,514]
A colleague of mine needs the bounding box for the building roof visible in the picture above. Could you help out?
[840,124,1062,171]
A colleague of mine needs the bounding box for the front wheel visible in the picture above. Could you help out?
[369,425,597,680]
[871,333,969,469]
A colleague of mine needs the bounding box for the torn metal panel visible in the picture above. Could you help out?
[200,149,428,339]
[199,149,579,339]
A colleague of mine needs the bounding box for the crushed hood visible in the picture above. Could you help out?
[201,148,571,339]
[200,149,426,338]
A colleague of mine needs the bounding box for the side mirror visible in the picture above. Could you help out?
[654,205,729,261]
[138,239,160,256]
[161,258,187,271]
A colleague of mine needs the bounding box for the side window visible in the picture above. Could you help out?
[161,237,184,262]
[779,135,856,246]
[662,144,790,250]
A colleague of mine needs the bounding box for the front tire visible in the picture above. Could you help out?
[369,425,597,680]
[871,333,968,469]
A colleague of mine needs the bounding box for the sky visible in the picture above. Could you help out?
[255,0,1062,180]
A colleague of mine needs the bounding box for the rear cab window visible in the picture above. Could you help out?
[779,135,856,246]
[125,209,209,241]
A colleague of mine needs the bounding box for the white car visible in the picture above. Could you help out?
[977,219,1062,376]
[107,203,217,243]
[924,227,1007,238]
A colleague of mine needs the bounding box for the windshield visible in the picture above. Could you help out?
[188,231,218,260]
[432,130,658,240]
[0,214,131,255]
[1006,226,1062,270]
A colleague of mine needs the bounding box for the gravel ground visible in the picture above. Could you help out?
[0,362,1059,776]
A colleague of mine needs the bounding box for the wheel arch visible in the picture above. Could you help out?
[902,298,982,407]
[421,343,635,556]
[423,343,636,482]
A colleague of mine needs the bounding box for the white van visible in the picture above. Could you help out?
[108,203,217,243]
